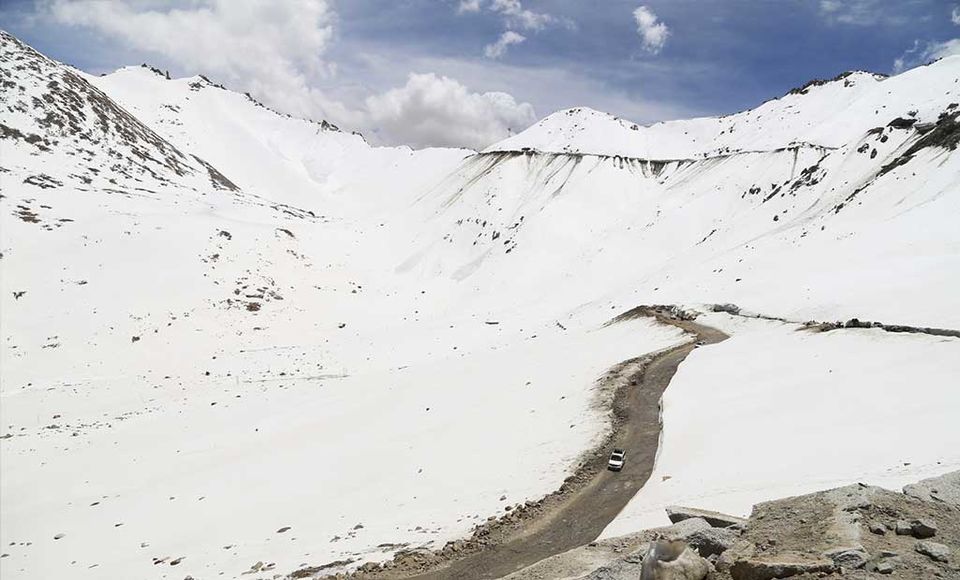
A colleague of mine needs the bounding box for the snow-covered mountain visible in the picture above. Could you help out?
[86,64,469,217]
[403,58,960,327]
[2,30,958,580]
[486,68,950,158]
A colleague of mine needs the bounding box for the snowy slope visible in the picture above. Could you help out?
[602,314,960,538]
[2,30,959,580]
[1,32,687,580]
[404,56,960,328]
[87,65,469,218]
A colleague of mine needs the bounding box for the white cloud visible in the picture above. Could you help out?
[458,0,565,59]
[365,73,536,149]
[44,0,340,120]
[39,0,540,149]
[633,6,669,54]
[893,38,960,74]
[490,0,554,31]
[953,6,960,25]
[458,0,481,15]
[484,31,526,59]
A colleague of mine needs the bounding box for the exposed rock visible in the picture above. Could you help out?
[903,470,960,508]
[911,518,938,539]
[710,303,741,315]
[639,541,709,580]
[660,517,712,540]
[887,116,918,130]
[684,527,739,558]
[504,472,960,580]
[726,558,835,580]
[665,506,746,529]
[895,520,913,535]
[874,559,894,574]
[914,540,951,563]
[822,546,869,569]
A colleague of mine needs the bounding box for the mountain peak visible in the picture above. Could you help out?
[486,56,959,160]
[785,69,887,97]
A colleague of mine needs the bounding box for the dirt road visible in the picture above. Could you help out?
[390,310,728,580]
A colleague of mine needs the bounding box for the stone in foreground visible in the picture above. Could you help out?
[665,506,747,529]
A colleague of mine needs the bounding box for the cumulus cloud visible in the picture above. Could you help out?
[633,6,669,54]
[484,31,526,59]
[38,0,537,149]
[893,38,960,73]
[365,73,536,149]
[44,0,340,120]
[953,6,960,25]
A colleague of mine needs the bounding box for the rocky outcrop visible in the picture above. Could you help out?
[714,475,959,579]
[666,506,747,529]
[502,471,959,580]
[903,471,960,509]
[501,517,725,580]
[639,540,710,580]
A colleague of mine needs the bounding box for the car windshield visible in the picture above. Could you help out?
[611,453,623,459]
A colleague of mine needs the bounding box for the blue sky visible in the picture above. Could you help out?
[2,0,959,148]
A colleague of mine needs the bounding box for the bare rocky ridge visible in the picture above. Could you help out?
[0,31,199,188]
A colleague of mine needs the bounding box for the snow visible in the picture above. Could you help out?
[85,66,470,217]
[2,29,960,580]
[2,312,683,579]
[1,33,690,579]
[602,314,960,537]
[488,58,960,159]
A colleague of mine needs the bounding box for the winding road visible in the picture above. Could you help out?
[389,311,728,580]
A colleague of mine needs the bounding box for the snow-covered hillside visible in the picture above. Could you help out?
[86,65,469,218]
[2,29,959,580]
[404,56,960,328]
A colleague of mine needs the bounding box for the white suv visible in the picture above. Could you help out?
[608,449,626,471]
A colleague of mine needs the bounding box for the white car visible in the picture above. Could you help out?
[608,449,626,471]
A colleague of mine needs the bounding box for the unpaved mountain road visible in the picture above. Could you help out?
[347,309,727,580]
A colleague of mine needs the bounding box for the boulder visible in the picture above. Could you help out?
[665,506,746,529]
[895,520,913,535]
[875,560,894,574]
[822,547,869,570]
[659,517,712,540]
[911,518,938,539]
[903,470,960,509]
[915,540,951,563]
[727,558,836,580]
[684,527,739,558]
[639,541,709,580]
